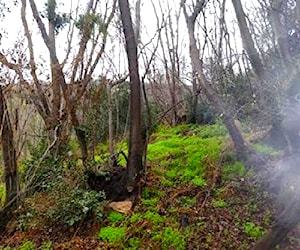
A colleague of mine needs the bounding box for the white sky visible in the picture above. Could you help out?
[0,0,259,82]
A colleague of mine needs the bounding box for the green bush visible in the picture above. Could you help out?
[97,226,127,243]
[48,186,105,226]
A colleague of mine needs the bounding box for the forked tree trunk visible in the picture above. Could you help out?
[0,86,20,233]
[119,0,143,192]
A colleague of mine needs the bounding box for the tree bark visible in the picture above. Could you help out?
[119,0,143,192]
[0,86,20,233]
[231,0,265,78]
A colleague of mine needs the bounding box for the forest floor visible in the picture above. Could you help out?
[1,123,300,249]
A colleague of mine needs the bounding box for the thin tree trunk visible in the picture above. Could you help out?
[0,86,20,233]
[107,82,115,158]
[269,0,292,69]
[119,0,143,192]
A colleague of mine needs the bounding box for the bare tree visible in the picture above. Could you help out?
[181,0,249,162]
[0,0,117,163]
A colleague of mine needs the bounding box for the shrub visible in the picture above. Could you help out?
[48,186,105,226]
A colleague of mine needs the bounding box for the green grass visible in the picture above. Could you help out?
[252,143,281,156]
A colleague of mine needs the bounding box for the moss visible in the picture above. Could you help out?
[144,211,165,224]
[161,227,186,250]
[97,226,127,243]
[107,211,126,223]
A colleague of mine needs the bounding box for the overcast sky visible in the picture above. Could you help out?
[0,0,259,82]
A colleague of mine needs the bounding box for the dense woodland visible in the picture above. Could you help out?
[0,0,300,249]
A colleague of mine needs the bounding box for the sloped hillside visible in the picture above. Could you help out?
[1,123,296,249]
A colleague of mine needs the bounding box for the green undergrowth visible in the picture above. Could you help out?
[1,123,275,249]
[252,143,281,157]
[147,123,226,186]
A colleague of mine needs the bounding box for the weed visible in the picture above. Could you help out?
[129,213,144,223]
[191,176,207,187]
[243,222,265,239]
[48,186,105,226]
[222,161,246,182]
[142,197,159,208]
[127,237,141,250]
[161,227,186,250]
[212,199,228,208]
[161,178,175,187]
[0,184,5,206]
[179,196,197,207]
[41,242,52,250]
[97,226,127,243]
[19,240,35,250]
[107,211,125,223]
[144,211,165,224]
[165,169,178,179]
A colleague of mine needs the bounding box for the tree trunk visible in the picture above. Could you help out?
[182,0,249,162]
[231,0,265,78]
[119,0,143,192]
[253,197,300,250]
[191,70,200,124]
[107,82,115,159]
[296,1,300,28]
[0,86,20,233]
